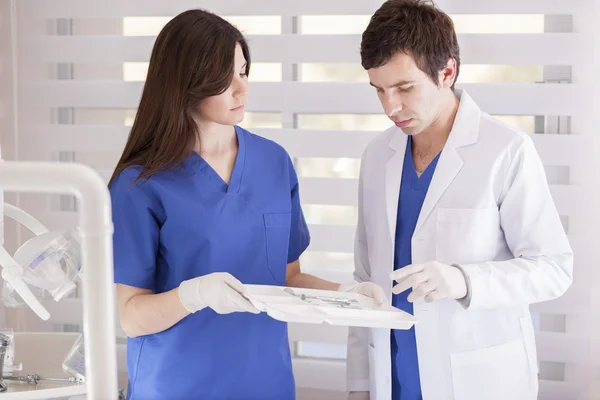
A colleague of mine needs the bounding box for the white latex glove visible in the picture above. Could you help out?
[390,261,467,303]
[347,392,369,400]
[178,272,260,314]
[338,281,387,305]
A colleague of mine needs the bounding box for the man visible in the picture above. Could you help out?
[346,1,574,399]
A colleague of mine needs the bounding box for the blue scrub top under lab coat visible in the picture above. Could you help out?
[109,126,310,400]
[391,135,440,400]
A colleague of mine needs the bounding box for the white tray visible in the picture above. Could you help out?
[244,285,417,330]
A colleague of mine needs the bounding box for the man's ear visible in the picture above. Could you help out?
[439,57,457,89]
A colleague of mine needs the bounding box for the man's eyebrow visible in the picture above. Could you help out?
[369,80,414,89]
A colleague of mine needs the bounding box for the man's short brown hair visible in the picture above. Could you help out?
[361,0,461,89]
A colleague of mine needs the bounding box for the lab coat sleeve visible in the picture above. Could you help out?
[109,170,160,290]
[287,156,311,263]
[346,150,371,392]
[460,135,573,310]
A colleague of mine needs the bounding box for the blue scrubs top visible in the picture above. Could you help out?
[109,126,310,400]
[391,135,440,400]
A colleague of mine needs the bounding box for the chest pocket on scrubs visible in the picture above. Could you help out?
[263,213,291,284]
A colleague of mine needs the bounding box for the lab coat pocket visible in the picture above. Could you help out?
[263,213,292,285]
[450,340,536,400]
[435,208,500,264]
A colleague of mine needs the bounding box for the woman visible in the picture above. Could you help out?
[109,9,386,400]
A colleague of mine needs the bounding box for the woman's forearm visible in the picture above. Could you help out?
[119,287,190,338]
[286,272,341,291]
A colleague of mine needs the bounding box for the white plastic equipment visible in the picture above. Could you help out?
[0,161,118,400]
[0,202,69,321]
[245,285,417,330]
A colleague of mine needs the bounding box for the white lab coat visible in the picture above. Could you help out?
[346,90,573,400]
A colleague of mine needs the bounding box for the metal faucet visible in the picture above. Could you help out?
[2,374,82,385]
[0,333,10,392]
[0,333,119,396]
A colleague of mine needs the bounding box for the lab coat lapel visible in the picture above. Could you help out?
[414,90,481,234]
[415,147,464,235]
[385,130,408,244]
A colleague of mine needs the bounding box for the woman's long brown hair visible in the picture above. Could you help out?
[108,9,251,186]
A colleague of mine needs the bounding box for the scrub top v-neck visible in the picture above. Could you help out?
[391,135,441,400]
[192,126,246,194]
[109,125,310,400]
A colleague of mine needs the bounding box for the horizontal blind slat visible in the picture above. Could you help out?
[21,0,588,18]
[293,355,583,395]
[21,34,593,65]
[300,178,584,218]
[24,125,590,168]
[536,331,591,364]
[21,81,592,115]
[289,324,591,365]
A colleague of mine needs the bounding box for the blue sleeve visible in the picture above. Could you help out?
[109,171,160,290]
[287,156,311,263]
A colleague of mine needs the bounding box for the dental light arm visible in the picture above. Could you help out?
[0,203,52,320]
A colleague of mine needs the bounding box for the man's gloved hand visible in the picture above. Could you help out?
[338,281,388,305]
[390,261,468,303]
[347,391,369,400]
[178,272,260,314]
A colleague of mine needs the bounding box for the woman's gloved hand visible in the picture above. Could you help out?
[178,272,260,314]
